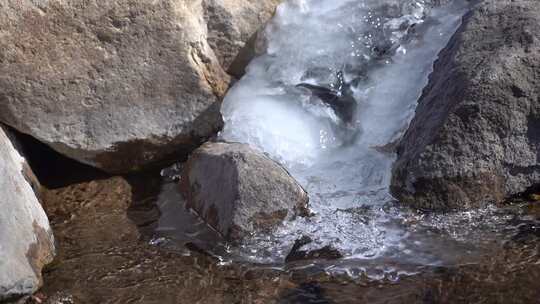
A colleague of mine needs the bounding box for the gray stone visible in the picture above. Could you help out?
[391,0,540,210]
[0,0,279,173]
[0,126,55,301]
[180,142,309,241]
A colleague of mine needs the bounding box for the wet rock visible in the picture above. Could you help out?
[0,0,279,173]
[0,126,55,301]
[391,0,540,210]
[285,236,343,263]
[180,142,309,241]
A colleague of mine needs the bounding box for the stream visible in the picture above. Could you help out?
[151,0,539,281]
[28,1,540,302]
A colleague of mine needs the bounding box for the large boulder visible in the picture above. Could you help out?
[0,0,279,173]
[180,142,309,240]
[0,126,55,301]
[391,0,540,210]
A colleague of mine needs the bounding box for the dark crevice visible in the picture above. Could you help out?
[511,84,527,98]
[527,115,540,144]
[124,170,163,239]
[509,183,540,202]
[508,164,540,176]
[5,126,110,189]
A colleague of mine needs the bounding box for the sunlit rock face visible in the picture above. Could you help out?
[0,127,55,301]
[220,0,474,265]
[392,0,540,210]
[0,0,278,173]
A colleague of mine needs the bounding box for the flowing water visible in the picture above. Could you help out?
[154,0,538,280]
[219,0,475,267]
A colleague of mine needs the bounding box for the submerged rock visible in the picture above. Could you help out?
[0,127,55,301]
[285,236,343,263]
[391,0,540,210]
[0,0,278,173]
[180,142,309,241]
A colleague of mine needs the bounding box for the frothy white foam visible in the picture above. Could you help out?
[220,0,486,269]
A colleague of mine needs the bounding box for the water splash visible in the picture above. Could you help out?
[221,0,452,166]
[219,0,484,268]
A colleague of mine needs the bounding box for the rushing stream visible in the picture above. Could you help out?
[153,0,536,280]
[220,0,474,266]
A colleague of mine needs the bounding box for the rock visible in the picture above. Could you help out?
[180,142,309,240]
[227,28,267,79]
[0,0,279,173]
[285,236,343,263]
[203,0,280,72]
[0,126,55,301]
[391,0,540,210]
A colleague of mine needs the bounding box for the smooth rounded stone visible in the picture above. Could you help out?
[391,0,540,210]
[0,127,55,301]
[180,142,309,241]
[0,0,279,173]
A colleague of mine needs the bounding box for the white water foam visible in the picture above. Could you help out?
[218,0,509,269]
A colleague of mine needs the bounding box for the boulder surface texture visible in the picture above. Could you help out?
[0,0,278,173]
[391,0,540,210]
[181,142,308,241]
[0,126,55,301]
